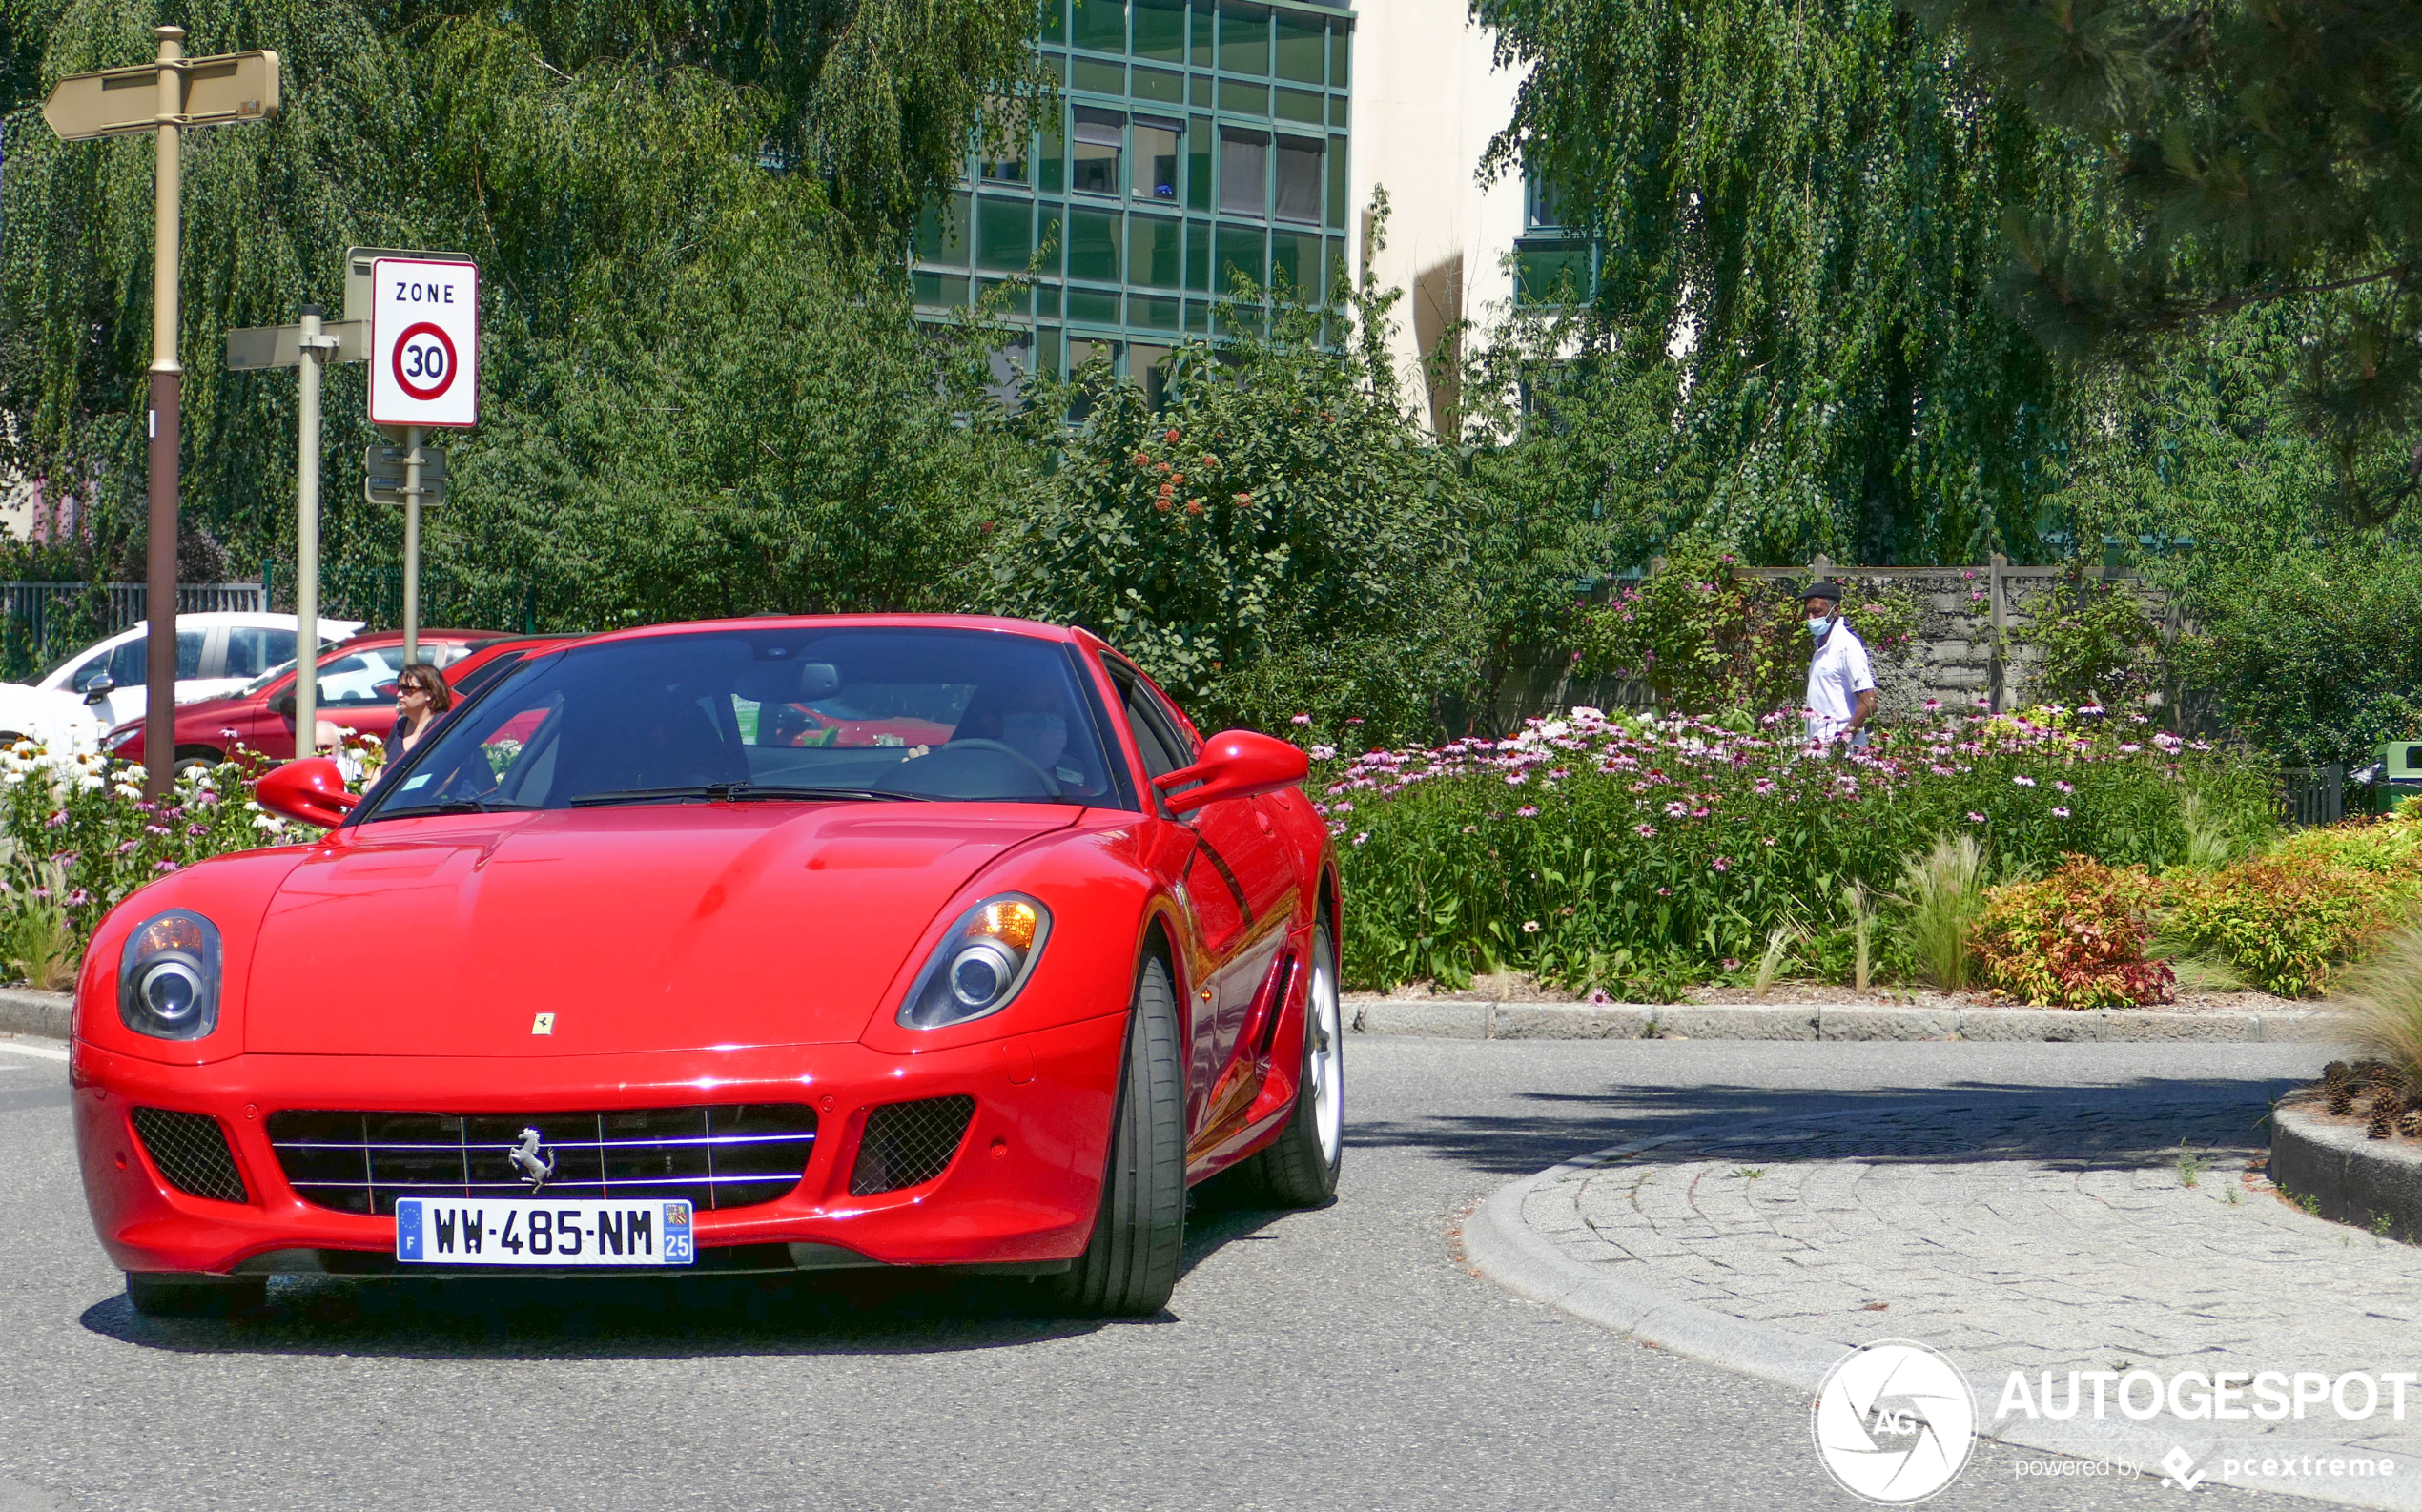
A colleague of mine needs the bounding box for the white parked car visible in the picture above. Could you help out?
[0,613,362,754]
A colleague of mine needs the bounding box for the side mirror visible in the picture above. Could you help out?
[273,692,298,719]
[255,757,359,829]
[81,675,115,705]
[1153,729,1309,816]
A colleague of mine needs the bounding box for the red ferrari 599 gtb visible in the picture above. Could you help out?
[70,616,1341,1317]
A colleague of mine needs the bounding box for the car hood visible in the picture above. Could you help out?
[242,803,1082,1056]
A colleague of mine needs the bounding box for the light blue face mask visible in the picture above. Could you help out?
[1808,616,1832,639]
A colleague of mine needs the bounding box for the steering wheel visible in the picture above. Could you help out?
[939,738,1062,798]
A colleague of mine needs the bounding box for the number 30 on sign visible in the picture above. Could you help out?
[368,255,478,428]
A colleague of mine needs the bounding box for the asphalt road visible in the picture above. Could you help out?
[0,1032,2341,1512]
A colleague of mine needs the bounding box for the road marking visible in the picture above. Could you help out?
[0,1038,69,1062]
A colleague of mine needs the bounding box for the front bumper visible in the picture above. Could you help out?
[71,1012,1125,1277]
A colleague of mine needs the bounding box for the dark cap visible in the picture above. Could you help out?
[1803,580,1845,603]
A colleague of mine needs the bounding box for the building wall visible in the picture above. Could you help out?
[907,0,1548,438]
[1345,0,1527,435]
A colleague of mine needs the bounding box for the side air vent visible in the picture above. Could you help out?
[850,1095,976,1196]
[131,1107,250,1204]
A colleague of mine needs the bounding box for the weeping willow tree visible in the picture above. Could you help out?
[0,0,1041,625]
[1474,0,2085,564]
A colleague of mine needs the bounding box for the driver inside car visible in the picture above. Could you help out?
[959,682,1077,781]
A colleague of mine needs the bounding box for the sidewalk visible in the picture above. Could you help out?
[1464,1082,2422,1508]
[1354,996,2332,1043]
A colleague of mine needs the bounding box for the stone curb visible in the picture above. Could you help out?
[1351,997,2336,1044]
[2271,1100,2422,1245]
[1465,1114,2420,1510]
[0,988,69,1041]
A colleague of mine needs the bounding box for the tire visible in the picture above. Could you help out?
[1242,917,1344,1207]
[1050,951,1186,1317]
[125,1272,265,1318]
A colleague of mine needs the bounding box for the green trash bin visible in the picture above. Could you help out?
[2360,739,2422,814]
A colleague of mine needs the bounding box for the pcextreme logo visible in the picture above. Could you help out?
[1813,1341,1978,1503]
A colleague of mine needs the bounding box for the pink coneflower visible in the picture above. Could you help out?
[1291,713,1311,725]
[2054,780,2074,793]
[1966,811,1987,823]
[1634,824,1657,838]
[1515,805,1539,818]
[2052,807,2071,818]
[2013,775,2036,787]
[1711,856,1731,872]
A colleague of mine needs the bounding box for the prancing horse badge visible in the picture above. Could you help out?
[531,1012,556,1035]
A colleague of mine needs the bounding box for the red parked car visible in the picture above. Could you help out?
[101,628,514,770]
[71,615,1341,1318]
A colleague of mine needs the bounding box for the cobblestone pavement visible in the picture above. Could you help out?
[1517,1093,2422,1495]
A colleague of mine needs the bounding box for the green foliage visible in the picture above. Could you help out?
[2018,579,2162,710]
[1474,0,2077,562]
[0,0,1040,622]
[986,274,1482,746]
[2170,542,2422,768]
[2163,851,2399,999]
[1973,857,2174,1008]
[1454,316,1705,709]
[1921,0,2422,525]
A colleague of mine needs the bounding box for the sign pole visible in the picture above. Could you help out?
[142,25,184,800]
[401,425,422,667]
[295,304,328,752]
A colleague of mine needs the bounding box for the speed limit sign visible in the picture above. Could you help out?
[368,255,478,427]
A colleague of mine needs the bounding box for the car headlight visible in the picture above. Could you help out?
[118,910,222,1040]
[897,895,1052,1030]
[103,725,142,752]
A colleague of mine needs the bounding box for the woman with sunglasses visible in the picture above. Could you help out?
[390,662,453,757]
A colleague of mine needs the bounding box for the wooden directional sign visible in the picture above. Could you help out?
[42,49,278,140]
[226,320,364,370]
[365,443,446,507]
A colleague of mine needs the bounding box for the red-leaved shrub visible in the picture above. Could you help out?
[1972,857,2175,1009]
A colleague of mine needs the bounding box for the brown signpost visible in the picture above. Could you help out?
[42,29,278,795]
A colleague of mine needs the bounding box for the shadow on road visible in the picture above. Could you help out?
[1346,1071,2307,1178]
[77,1179,1307,1360]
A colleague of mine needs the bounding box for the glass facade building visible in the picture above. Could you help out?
[912,0,1356,389]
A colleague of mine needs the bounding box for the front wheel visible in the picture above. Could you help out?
[1050,951,1186,1317]
[125,1272,265,1318]
[1242,917,1344,1206]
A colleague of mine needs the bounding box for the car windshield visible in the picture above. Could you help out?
[355,626,1122,819]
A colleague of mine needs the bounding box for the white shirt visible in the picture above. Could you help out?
[1804,619,1876,744]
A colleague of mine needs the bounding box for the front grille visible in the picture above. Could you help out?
[850,1095,975,1195]
[131,1107,249,1204]
[266,1104,817,1216]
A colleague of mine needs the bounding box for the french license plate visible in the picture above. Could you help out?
[393,1197,694,1267]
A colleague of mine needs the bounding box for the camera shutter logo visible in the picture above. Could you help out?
[1813,1340,1977,1502]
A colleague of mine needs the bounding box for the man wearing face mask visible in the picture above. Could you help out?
[1802,580,1877,748]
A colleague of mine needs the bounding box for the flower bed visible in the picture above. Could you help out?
[1318,705,2274,996]
[0,740,379,989]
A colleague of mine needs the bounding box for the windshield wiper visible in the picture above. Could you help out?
[566,782,933,807]
[365,795,539,820]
